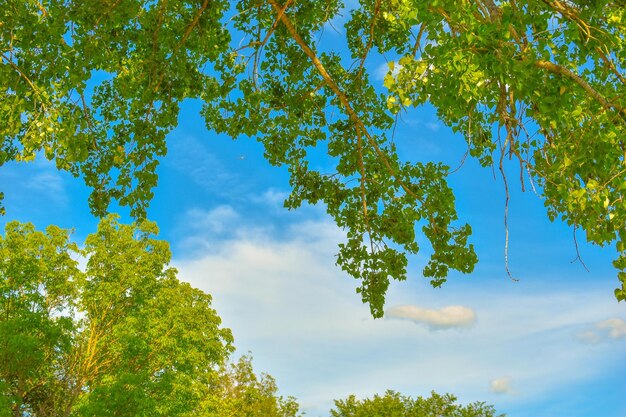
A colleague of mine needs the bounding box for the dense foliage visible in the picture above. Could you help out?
[330,390,504,417]
[0,216,298,417]
[2,1,625,315]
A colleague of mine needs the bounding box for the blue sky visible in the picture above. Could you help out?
[2,8,626,417]
[2,94,625,416]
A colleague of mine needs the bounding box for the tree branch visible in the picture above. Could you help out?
[535,59,626,117]
[177,0,210,51]
[266,0,422,202]
[1,53,47,109]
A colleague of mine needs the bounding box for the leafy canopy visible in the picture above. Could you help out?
[0,216,241,416]
[330,390,504,417]
[2,0,626,316]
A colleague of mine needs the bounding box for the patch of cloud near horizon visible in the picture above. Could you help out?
[386,305,476,330]
[490,377,513,395]
[576,317,626,344]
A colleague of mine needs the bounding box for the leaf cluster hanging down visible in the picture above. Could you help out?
[1,0,625,316]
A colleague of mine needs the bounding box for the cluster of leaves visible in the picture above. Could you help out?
[205,355,301,417]
[0,216,299,417]
[0,0,231,216]
[330,390,504,417]
[204,0,478,317]
[2,0,625,315]
[0,0,476,318]
[380,0,626,297]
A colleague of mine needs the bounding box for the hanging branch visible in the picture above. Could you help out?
[265,0,422,204]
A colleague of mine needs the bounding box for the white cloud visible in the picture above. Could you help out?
[597,318,626,339]
[386,305,476,330]
[186,205,240,234]
[172,203,626,416]
[490,377,512,394]
[167,136,242,196]
[577,317,626,344]
[254,188,288,206]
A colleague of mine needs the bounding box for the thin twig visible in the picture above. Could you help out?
[498,128,519,282]
[357,128,375,255]
[596,46,626,85]
[357,0,382,76]
[151,0,210,95]
[570,225,590,272]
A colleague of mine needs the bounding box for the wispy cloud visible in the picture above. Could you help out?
[0,156,68,213]
[186,205,240,234]
[425,121,441,132]
[25,171,65,197]
[576,330,602,345]
[167,135,242,196]
[171,201,626,416]
[250,188,289,210]
[386,305,476,330]
[577,317,626,344]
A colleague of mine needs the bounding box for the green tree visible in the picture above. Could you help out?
[2,1,625,315]
[204,354,301,417]
[0,221,80,416]
[330,390,504,417]
[0,216,236,416]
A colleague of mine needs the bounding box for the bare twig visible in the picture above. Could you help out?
[570,225,590,272]
[498,128,519,282]
[357,128,375,255]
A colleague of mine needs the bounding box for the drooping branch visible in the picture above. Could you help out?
[152,0,211,93]
[265,0,422,203]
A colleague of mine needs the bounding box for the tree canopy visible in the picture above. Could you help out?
[1,216,296,416]
[330,390,504,417]
[2,0,625,316]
